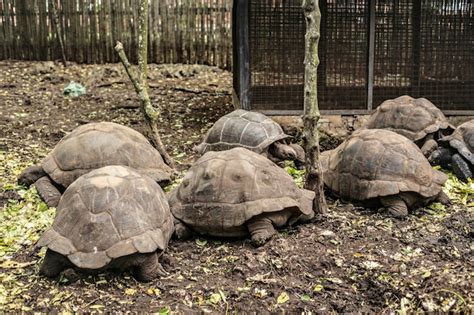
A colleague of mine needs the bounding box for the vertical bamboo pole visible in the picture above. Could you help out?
[302,0,327,214]
[50,0,67,66]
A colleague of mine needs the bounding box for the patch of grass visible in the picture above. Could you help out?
[0,186,55,258]
[284,161,305,188]
[1,150,55,259]
[442,172,474,206]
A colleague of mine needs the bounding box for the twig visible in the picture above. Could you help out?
[114,41,176,169]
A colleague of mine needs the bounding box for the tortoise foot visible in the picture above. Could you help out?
[381,196,408,219]
[247,216,276,247]
[133,252,165,282]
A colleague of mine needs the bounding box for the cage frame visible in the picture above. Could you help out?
[232,0,474,116]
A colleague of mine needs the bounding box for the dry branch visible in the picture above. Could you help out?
[302,0,328,214]
[114,41,176,169]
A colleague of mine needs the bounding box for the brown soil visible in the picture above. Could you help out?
[0,61,472,313]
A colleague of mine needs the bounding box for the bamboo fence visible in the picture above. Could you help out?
[0,0,233,69]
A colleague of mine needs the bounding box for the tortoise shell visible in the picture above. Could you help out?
[37,166,174,269]
[169,148,314,237]
[321,129,447,201]
[195,109,290,155]
[364,95,454,142]
[41,122,172,187]
[439,120,474,165]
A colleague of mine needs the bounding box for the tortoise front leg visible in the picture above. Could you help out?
[133,252,167,282]
[436,191,451,206]
[380,195,408,219]
[40,249,70,278]
[451,154,472,183]
[420,135,438,158]
[35,176,62,207]
[247,215,276,247]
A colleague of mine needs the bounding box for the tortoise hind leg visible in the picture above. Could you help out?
[18,165,47,186]
[40,249,70,278]
[452,154,472,183]
[133,252,167,282]
[35,176,62,207]
[380,195,408,219]
[247,215,276,247]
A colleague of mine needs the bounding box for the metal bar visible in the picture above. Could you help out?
[259,109,375,116]
[258,109,474,117]
[443,111,474,116]
[411,0,422,95]
[233,0,251,110]
[366,0,376,111]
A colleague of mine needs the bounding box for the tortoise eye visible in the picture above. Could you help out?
[232,174,242,181]
[203,172,213,180]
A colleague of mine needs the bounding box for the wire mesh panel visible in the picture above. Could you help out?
[373,0,474,111]
[418,0,474,111]
[249,0,306,111]
[235,0,473,114]
[248,0,369,111]
[323,0,369,110]
[372,0,415,105]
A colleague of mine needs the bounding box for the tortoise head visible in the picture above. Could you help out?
[268,142,298,163]
[428,147,453,168]
[288,143,306,170]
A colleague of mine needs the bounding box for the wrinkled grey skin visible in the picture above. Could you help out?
[429,120,474,183]
[429,147,473,183]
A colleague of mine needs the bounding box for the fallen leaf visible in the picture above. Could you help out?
[277,292,289,304]
[208,293,221,304]
[124,288,137,296]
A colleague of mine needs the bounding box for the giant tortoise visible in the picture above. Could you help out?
[429,119,474,182]
[364,95,454,157]
[321,129,450,218]
[18,122,172,207]
[169,147,315,246]
[36,165,174,282]
[196,109,305,168]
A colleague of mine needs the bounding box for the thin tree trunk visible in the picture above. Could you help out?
[49,0,67,66]
[114,0,176,169]
[302,0,327,214]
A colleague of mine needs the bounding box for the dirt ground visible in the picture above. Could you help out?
[0,61,472,313]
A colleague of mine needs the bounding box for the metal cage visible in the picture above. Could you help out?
[233,0,474,115]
